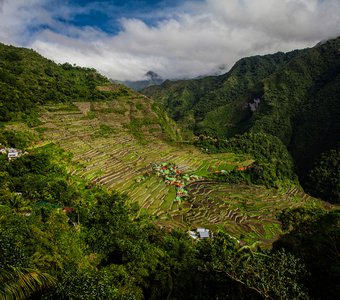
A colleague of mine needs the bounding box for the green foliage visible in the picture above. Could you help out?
[0,266,56,300]
[144,51,301,137]
[151,102,183,141]
[0,206,31,268]
[0,43,121,124]
[305,148,340,203]
[145,37,340,201]
[55,268,134,300]
[277,206,324,231]
[0,130,37,149]
[126,114,179,144]
[227,133,296,185]
[0,144,75,207]
[83,190,130,255]
[196,231,309,299]
[124,118,151,143]
[196,132,296,188]
[275,208,340,300]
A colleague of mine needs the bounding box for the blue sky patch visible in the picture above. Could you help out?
[44,0,189,35]
[1,0,337,81]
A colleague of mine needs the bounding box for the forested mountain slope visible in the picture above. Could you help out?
[252,38,340,177]
[144,37,340,202]
[0,42,339,300]
[0,43,180,142]
[0,43,113,123]
[143,49,302,136]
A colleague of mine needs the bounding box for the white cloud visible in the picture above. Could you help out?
[0,0,339,80]
[0,0,53,44]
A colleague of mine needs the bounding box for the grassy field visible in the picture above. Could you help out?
[32,99,323,245]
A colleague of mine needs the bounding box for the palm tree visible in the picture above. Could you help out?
[7,193,31,214]
[0,266,56,300]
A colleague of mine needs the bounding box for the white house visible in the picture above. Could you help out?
[8,148,19,160]
[189,228,211,239]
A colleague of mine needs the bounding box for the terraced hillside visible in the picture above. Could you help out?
[183,183,313,245]
[36,97,247,195]
[33,93,321,244]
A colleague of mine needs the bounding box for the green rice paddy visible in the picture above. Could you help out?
[35,101,320,245]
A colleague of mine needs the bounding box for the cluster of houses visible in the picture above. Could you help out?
[0,145,26,160]
[153,162,203,202]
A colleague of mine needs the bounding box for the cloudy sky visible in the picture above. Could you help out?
[0,0,339,80]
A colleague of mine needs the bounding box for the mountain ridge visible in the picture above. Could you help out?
[0,40,339,300]
[143,36,340,203]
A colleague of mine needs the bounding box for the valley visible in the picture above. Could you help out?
[0,39,338,299]
[31,96,319,245]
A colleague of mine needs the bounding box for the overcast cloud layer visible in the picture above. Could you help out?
[0,0,339,80]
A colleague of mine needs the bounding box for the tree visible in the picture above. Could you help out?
[0,266,55,300]
[204,231,309,299]
[6,193,31,213]
[274,208,340,299]
[306,149,340,203]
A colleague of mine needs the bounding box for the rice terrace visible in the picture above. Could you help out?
[1,29,339,299]
[31,92,322,246]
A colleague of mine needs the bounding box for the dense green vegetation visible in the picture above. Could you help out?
[1,143,322,299]
[143,50,301,137]
[0,42,181,144]
[196,132,297,188]
[0,41,338,299]
[305,148,340,203]
[0,43,130,124]
[144,37,340,203]
[275,207,340,300]
[0,129,37,149]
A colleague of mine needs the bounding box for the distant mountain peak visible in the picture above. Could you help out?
[113,70,164,91]
[145,70,162,80]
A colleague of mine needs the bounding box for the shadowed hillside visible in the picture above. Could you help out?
[144,37,340,203]
[143,50,302,137]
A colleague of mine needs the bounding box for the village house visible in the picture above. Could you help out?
[7,148,21,160]
[188,227,211,239]
[0,145,25,161]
